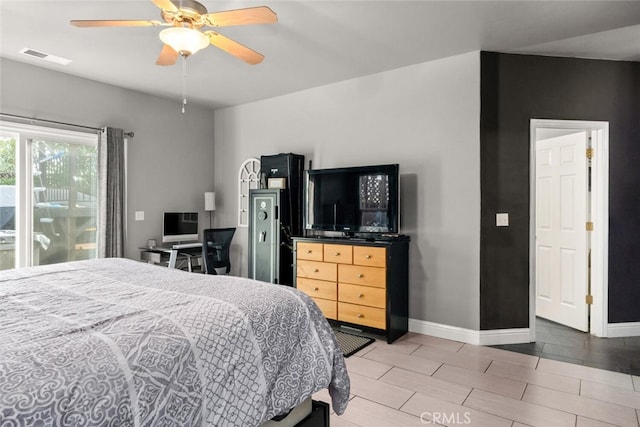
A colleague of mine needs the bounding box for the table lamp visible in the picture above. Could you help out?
[204,192,216,228]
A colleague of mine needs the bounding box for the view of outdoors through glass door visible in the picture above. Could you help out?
[0,135,17,270]
[0,127,98,270]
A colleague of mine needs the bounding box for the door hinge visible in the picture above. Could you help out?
[586,294,593,305]
[586,148,594,159]
[586,221,594,231]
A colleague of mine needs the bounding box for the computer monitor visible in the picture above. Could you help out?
[162,212,198,243]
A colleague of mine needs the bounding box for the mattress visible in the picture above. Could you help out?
[0,258,349,426]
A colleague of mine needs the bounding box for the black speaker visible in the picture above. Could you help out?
[260,153,305,236]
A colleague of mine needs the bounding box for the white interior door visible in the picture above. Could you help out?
[535,131,589,331]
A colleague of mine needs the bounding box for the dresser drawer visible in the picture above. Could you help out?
[339,283,385,309]
[297,277,337,300]
[338,302,385,329]
[297,242,324,261]
[338,264,386,288]
[297,260,337,282]
[323,244,353,264]
[353,246,387,268]
[313,297,337,320]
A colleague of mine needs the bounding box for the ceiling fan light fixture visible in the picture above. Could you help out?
[159,27,209,56]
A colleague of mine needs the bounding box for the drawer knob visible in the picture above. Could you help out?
[358,294,364,298]
[334,252,340,256]
[313,269,319,273]
[314,287,319,291]
[357,313,364,318]
[365,255,372,259]
[307,250,312,254]
[358,274,364,278]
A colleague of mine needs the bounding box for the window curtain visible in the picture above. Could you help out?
[98,127,126,258]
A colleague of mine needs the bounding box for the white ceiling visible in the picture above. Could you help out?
[2,0,640,110]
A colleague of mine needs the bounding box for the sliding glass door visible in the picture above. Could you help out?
[0,123,98,270]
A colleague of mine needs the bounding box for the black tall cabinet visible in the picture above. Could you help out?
[259,153,305,236]
[248,153,304,286]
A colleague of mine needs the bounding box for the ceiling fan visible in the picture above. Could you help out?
[70,0,277,66]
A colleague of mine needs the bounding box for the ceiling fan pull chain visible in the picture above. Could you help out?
[181,55,188,114]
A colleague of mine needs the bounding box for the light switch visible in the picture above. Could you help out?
[496,213,509,227]
[135,211,144,221]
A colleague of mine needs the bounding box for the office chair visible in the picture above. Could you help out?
[202,228,236,275]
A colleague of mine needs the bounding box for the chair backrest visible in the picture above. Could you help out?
[202,228,236,274]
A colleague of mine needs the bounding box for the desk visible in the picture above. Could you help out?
[140,243,202,270]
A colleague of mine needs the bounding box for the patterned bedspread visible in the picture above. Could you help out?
[0,258,350,426]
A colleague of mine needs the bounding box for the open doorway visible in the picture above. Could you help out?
[529,119,609,340]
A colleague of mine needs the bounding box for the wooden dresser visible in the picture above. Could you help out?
[293,237,409,343]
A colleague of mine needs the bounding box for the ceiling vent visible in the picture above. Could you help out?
[19,48,71,65]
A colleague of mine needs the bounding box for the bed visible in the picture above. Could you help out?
[0,258,350,426]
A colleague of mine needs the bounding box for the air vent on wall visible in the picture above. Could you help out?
[19,48,71,65]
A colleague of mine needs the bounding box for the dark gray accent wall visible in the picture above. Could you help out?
[480,52,640,329]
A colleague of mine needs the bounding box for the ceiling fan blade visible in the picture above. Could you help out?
[205,31,265,65]
[151,0,178,13]
[71,19,167,27]
[203,6,277,27]
[156,44,179,66]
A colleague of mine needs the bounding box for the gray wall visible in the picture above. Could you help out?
[0,58,216,259]
[213,52,481,329]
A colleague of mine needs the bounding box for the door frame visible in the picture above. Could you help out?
[529,119,609,339]
[0,121,99,268]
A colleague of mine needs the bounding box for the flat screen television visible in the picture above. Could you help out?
[305,164,400,235]
[162,212,199,243]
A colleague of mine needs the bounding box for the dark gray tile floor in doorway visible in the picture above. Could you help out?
[491,317,640,376]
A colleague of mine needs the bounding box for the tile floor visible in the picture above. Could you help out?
[492,318,640,376]
[314,330,640,426]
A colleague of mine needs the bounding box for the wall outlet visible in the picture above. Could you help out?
[135,211,144,221]
[496,212,509,227]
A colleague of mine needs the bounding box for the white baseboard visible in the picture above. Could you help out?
[607,322,640,338]
[409,318,531,346]
[409,319,640,344]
